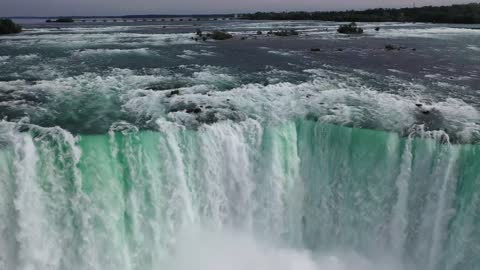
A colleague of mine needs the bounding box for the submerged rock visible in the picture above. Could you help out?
[385,44,399,51]
[186,107,202,114]
[272,29,299,37]
[166,90,180,97]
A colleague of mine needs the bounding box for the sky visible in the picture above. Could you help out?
[2,0,477,17]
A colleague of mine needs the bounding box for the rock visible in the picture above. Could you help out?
[0,19,22,35]
[310,48,321,52]
[257,30,263,35]
[208,30,233,40]
[337,22,364,34]
[193,108,202,114]
[375,27,380,31]
[272,29,299,37]
[385,44,399,51]
[166,90,180,97]
[186,107,202,114]
[195,29,202,36]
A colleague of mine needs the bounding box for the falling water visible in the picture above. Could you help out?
[1,119,479,270]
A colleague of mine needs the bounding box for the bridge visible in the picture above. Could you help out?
[74,17,234,23]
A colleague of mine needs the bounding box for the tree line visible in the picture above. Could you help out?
[243,3,480,24]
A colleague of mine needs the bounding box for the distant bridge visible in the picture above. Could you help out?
[75,17,234,23]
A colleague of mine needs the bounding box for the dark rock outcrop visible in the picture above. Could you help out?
[273,29,299,37]
[0,19,22,35]
[207,30,233,40]
[337,22,364,34]
[166,90,180,97]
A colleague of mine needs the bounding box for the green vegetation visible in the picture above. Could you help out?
[46,17,75,23]
[0,19,22,35]
[337,22,364,34]
[244,3,480,24]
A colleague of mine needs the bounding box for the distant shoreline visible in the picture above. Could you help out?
[245,3,480,24]
[7,3,480,24]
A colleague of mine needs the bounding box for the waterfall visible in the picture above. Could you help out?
[0,119,479,270]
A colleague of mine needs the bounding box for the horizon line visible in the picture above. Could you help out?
[5,2,478,19]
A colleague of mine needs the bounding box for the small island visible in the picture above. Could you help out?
[337,22,364,34]
[0,18,22,35]
[46,17,75,23]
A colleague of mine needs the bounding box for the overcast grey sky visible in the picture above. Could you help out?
[2,0,477,17]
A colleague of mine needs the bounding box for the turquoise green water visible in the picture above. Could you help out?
[1,119,479,270]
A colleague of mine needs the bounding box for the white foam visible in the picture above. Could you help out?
[467,45,480,51]
[0,32,196,48]
[72,48,153,57]
[14,54,40,61]
[374,26,480,39]
[177,49,216,59]
[268,50,294,56]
